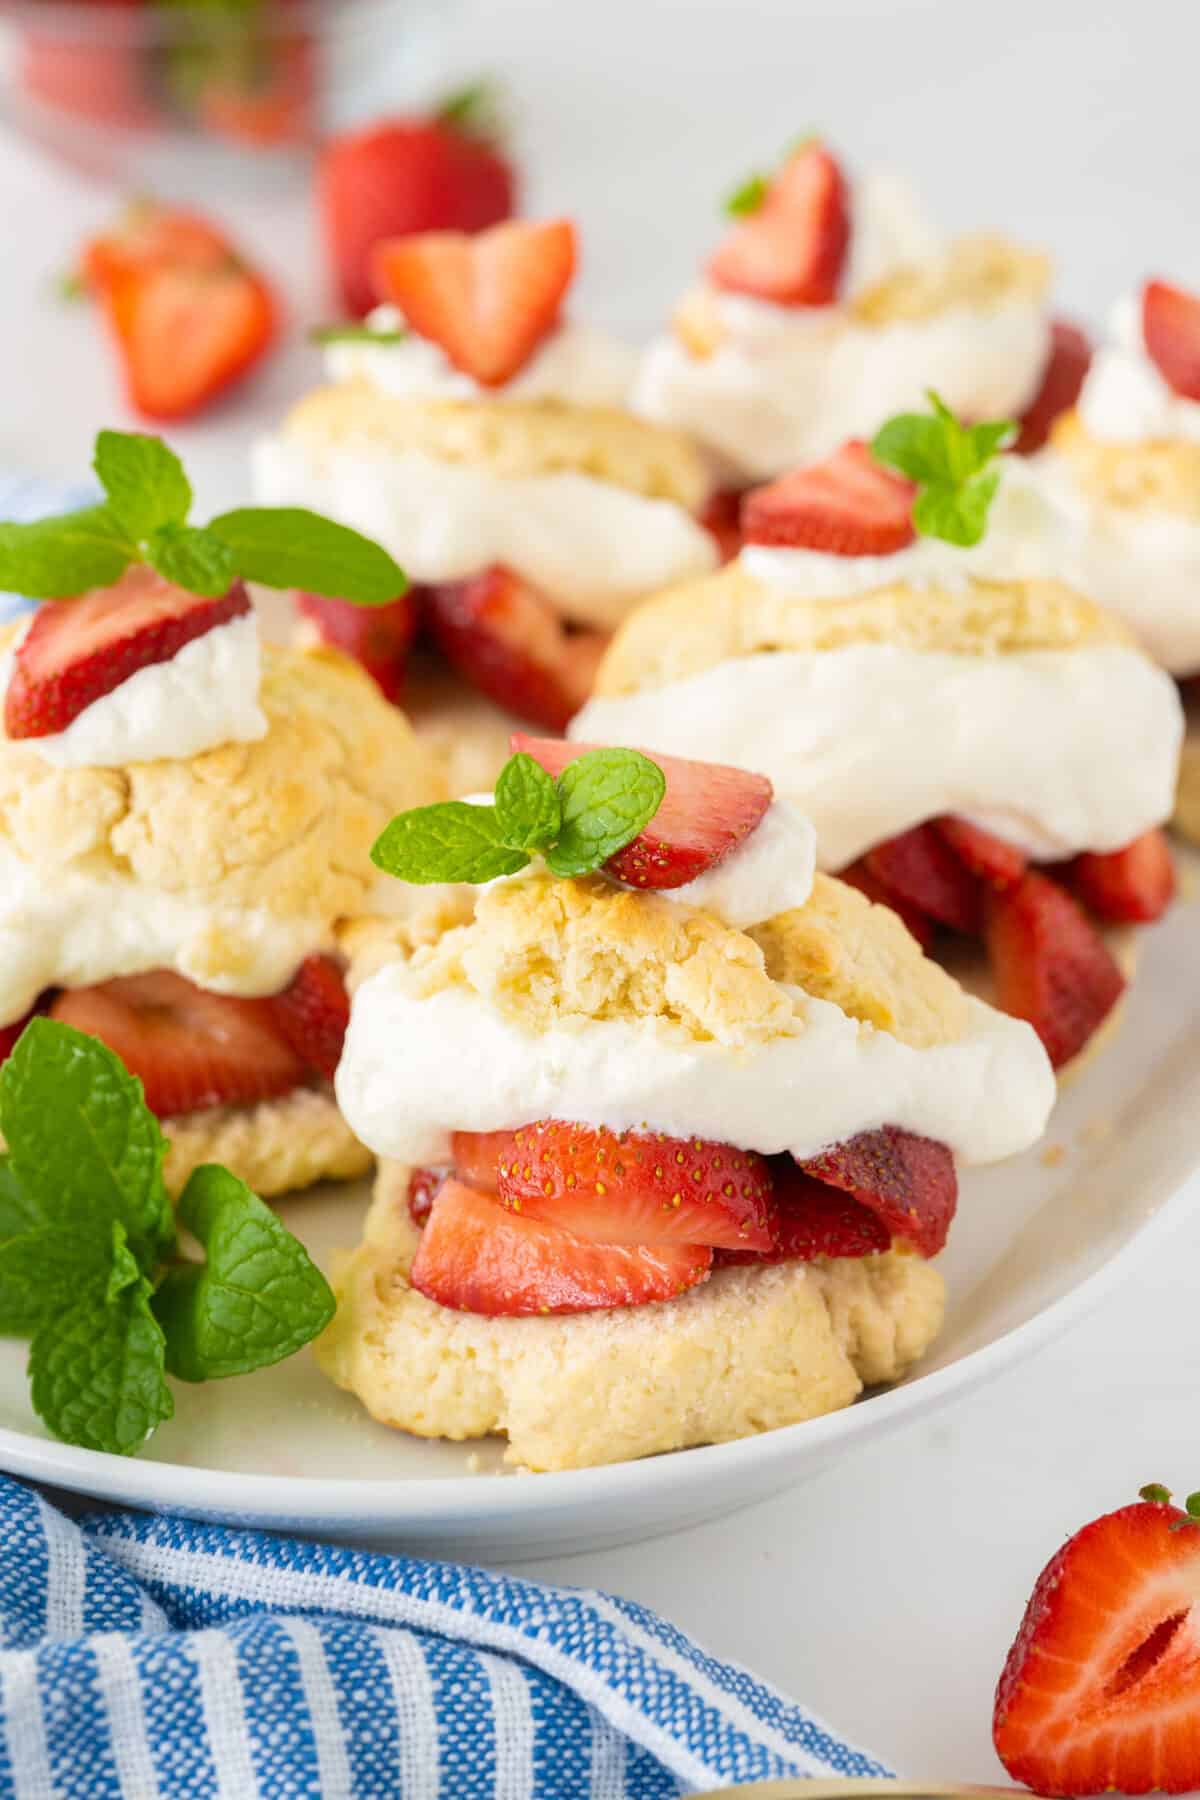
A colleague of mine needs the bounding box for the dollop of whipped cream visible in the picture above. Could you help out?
[0,612,267,769]
[572,644,1183,867]
[325,307,639,409]
[1077,294,1200,445]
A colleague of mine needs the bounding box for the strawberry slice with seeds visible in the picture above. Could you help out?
[864,824,982,935]
[410,1178,712,1315]
[372,217,576,387]
[407,1165,450,1228]
[297,591,418,704]
[741,442,917,556]
[513,735,774,890]
[50,971,305,1118]
[994,1493,1200,1796]
[798,1127,957,1258]
[5,566,251,741]
[454,1121,777,1251]
[1071,829,1176,925]
[837,859,937,951]
[983,870,1126,1069]
[934,817,1028,892]
[271,955,350,1082]
[427,568,606,731]
[1143,279,1200,403]
[718,1162,890,1266]
[1013,318,1093,454]
[708,141,850,305]
[80,200,231,296]
[104,259,277,422]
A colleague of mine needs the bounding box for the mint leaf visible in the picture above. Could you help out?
[146,523,237,598]
[913,469,1000,548]
[870,413,953,487]
[725,173,768,217]
[544,749,665,879]
[30,1272,171,1455]
[93,430,191,541]
[310,323,408,346]
[0,1157,42,1240]
[0,1225,113,1337]
[966,419,1017,466]
[372,801,530,884]
[872,392,1013,548]
[154,1165,335,1381]
[208,507,407,606]
[0,1019,174,1272]
[494,753,562,851]
[0,506,133,600]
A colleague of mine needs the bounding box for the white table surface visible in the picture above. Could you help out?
[2,0,1199,1783]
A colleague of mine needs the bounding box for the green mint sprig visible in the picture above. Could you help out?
[871,390,1016,548]
[0,1018,335,1457]
[310,323,409,347]
[371,747,666,885]
[0,429,407,606]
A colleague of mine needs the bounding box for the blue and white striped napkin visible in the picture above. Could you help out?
[0,1474,889,1798]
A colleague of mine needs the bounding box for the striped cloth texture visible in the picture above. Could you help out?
[0,1474,889,1799]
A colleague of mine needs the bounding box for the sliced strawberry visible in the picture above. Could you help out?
[708,141,850,306]
[5,566,251,741]
[296,591,418,704]
[836,859,936,951]
[270,955,349,1082]
[512,736,774,890]
[408,1166,450,1228]
[1014,318,1093,454]
[983,871,1126,1069]
[700,488,745,565]
[864,824,982,935]
[741,442,917,556]
[934,817,1028,892]
[798,1127,957,1257]
[994,1494,1200,1796]
[718,1162,890,1266]
[1071,829,1177,925]
[453,1121,776,1251]
[104,259,277,422]
[426,568,606,731]
[410,1178,712,1315]
[80,201,230,297]
[1143,279,1200,403]
[372,218,575,387]
[50,971,305,1119]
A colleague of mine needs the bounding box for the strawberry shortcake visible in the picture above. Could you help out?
[634,139,1088,494]
[572,403,1184,1074]
[319,741,1055,1471]
[252,217,718,792]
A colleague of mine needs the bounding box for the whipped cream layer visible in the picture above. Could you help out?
[1077,295,1200,445]
[327,309,639,409]
[337,970,1055,1170]
[0,613,267,769]
[252,439,717,630]
[572,645,1182,867]
[664,797,815,926]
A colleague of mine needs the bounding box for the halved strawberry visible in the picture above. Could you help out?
[410,1178,712,1315]
[994,1493,1200,1796]
[296,591,418,704]
[408,1166,449,1228]
[5,566,251,741]
[513,736,774,890]
[740,442,917,556]
[1014,318,1093,454]
[372,217,575,387]
[934,817,1028,892]
[1071,829,1176,925]
[1143,280,1200,403]
[836,859,936,951]
[719,1162,890,1266]
[103,259,277,422]
[270,955,349,1082]
[426,569,606,731]
[50,971,305,1118]
[700,488,744,564]
[798,1127,957,1258]
[80,200,230,297]
[453,1121,776,1251]
[864,824,982,935]
[983,871,1126,1069]
[708,142,850,306]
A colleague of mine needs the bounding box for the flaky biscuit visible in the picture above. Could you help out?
[316,1161,946,1472]
[162,1086,371,1198]
[1174,722,1200,847]
[849,234,1051,326]
[1050,410,1200,522]
[277,383,711,512]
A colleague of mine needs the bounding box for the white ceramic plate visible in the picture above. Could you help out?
[0,872,1197,1560]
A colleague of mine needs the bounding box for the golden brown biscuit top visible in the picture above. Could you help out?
[1051,409,1200,522]
[849,234,1051,326]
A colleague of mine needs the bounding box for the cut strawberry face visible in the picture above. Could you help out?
[740,442,917,556]
[454,1121,777,1251]
[864,824,982,935]
[81,202,231,296]
[837,860,936,951]
[296,591,418,705]
[1143,279,1200,403]
[719,1163,890,1266]
[513,736,774,890]
[410,1178,713,1315]
[994,1496,1200,1796]
[708,142,850,306]
[1013,318,1093,454]
[1071,829,1176,925]
[50,971,306,1118]
[983,871,1126,1069]
[5,565,251,741]
[798,1127,957,1258]
[933,817,1028,892]
[270,955,350,1082]
[104,260,277,423]
[372,217,576,387]
[426,569,606,732]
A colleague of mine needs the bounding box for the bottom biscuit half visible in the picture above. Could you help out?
[163,1085,372,1199]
